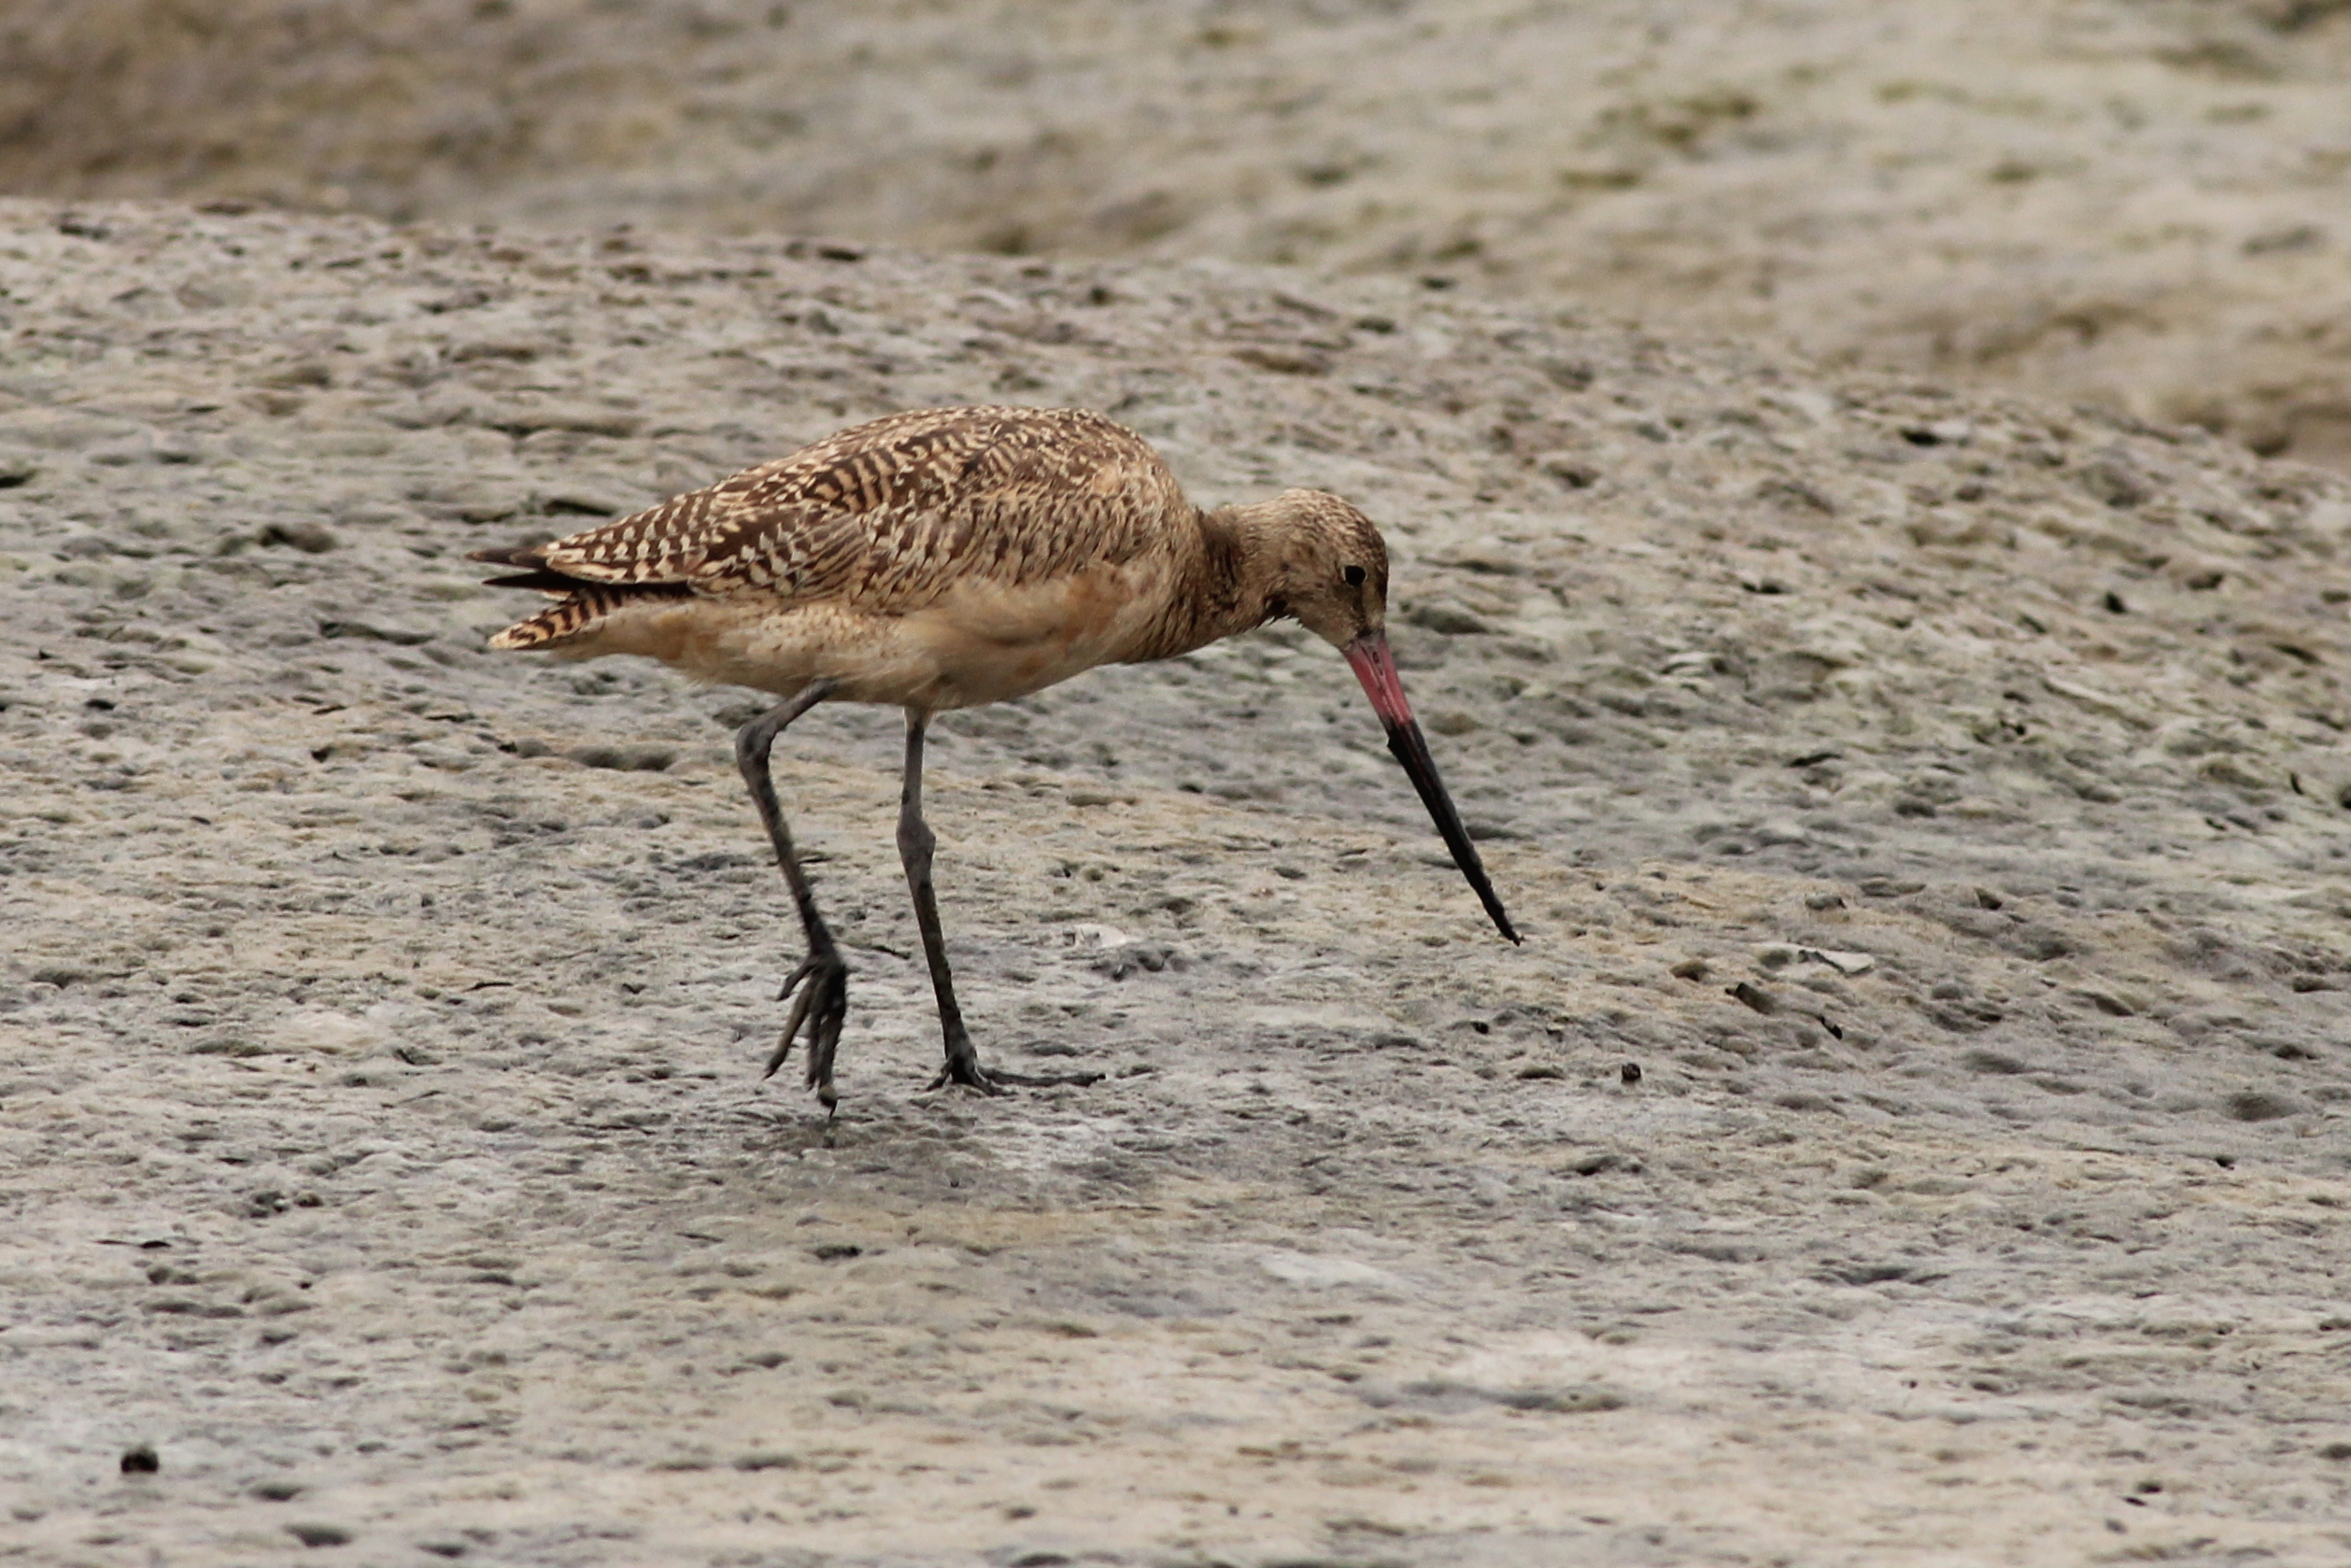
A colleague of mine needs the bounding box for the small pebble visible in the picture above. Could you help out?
[286,1522,353,1547]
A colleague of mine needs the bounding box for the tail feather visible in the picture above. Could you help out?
[486,585,680,651]
[472,544,691,650]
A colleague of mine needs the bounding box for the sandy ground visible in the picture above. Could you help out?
[2,198,2350,1563]
[6,1,2351,473]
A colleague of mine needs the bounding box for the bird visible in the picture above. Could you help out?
[469,405,1518,1109]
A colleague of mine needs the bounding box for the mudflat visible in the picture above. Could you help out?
[2,199,2348,1562]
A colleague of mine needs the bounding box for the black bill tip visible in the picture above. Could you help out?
[1382,717,1522,945]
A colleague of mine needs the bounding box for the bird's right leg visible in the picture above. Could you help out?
[899,710,1104,1097]
[895,711,995,1094]
[736,679,847,1109]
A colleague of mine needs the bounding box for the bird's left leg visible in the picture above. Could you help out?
[737,679,848,1109]
[899,711,1102,1095]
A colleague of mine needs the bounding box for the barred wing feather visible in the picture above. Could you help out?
[523,406,1183,612]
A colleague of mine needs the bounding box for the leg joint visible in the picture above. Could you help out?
[733,718,772,772]
[897,812,936,861]
[735,680,836,770]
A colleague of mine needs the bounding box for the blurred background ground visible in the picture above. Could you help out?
[5,0,2351,466]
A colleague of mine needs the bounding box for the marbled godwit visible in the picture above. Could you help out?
[472,405,1517,1107]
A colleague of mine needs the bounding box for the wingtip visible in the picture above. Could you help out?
[466,544,546,568]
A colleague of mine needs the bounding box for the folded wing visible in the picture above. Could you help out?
[472,406,1186,651]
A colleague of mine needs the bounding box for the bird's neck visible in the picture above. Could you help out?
[1128,501,1287,662]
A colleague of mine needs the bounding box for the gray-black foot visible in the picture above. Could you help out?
[926,1044,1005,1096]
[924,1044,1105,1095]
[767,949,849,1108]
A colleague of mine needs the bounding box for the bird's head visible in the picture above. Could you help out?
[1255,488,1392,650]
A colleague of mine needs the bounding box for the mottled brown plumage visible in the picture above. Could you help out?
[482,408,1205,692]
[470,405,1514,1109]
[503,406,1183,592]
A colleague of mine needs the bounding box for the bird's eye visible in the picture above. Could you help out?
[1342,564,1366,586]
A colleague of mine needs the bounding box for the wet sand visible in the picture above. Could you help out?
[1,200,2348,1563]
